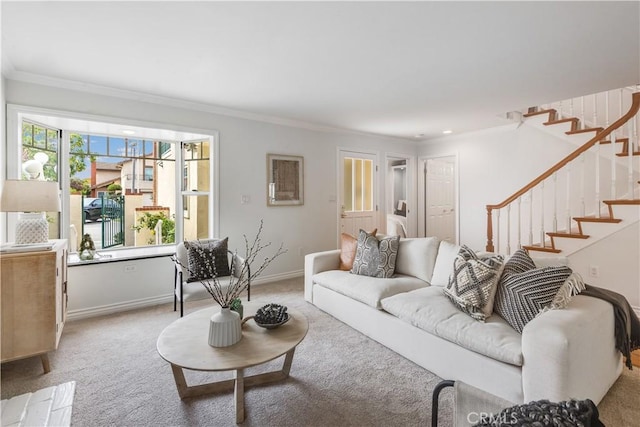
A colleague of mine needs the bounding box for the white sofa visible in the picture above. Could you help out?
[304,237,622,404]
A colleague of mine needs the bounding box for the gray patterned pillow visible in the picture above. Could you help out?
[351,230,400,278]
[184,238,230,282]
[443,245,504,321]
[494,265,572,333]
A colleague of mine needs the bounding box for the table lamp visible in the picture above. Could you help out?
[1,180,61,244]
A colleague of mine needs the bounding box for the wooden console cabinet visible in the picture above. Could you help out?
[1,240,68,372]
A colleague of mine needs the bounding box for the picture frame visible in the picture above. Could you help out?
[267,154,304,206]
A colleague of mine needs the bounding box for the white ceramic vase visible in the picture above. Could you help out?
[208,306,242,347]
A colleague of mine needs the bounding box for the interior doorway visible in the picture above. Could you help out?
[418,155,458,243]
[385,154,416,237]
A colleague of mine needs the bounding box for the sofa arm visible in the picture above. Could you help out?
[304,250,340,302]
[521,295,621,404]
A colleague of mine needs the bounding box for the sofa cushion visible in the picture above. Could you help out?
[381,287,523,366]
[351,230,400,278]
[394,237,440,283]
[339,228,377,271]
[430,240,461,287]
[494,265,573,333]
[444,246,504,321]
[313,270,428,309]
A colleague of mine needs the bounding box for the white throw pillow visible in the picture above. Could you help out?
[430,240,461,287]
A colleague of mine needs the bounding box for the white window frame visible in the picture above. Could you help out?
[5,104,220,248]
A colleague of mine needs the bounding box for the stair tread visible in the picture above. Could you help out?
[573,216,622,223]
[600,138,628,144]
[603,199,640,205]
[523,109,556,118]
[615,151,640,157]
[543,117,579,126]
[566,127,604,135]
[547,232,590,239]
[522,244,562,253]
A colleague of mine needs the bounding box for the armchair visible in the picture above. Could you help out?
[173,239,250,317]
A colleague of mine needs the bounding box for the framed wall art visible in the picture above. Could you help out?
[267,154,304,206]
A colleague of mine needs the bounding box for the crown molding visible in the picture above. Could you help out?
[4,70,415,144]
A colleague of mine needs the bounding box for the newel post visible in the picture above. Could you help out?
[486,206,494,252]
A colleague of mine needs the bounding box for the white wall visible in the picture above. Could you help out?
[419,123,640,308]
[5,79,418,315]
[1,75,6,243]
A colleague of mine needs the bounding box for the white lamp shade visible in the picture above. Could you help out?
[1,180,61,213]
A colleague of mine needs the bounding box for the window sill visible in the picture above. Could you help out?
[68,245,176,266]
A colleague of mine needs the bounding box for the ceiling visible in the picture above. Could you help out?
[2,1,639,141]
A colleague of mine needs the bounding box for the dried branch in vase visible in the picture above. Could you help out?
[172,220,287,307]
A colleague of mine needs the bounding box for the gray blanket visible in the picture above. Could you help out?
[581,284,640,369]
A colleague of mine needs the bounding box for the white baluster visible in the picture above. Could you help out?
[592,93,597,129]
[517,197,522,249]
[619,89,623,120]
[580,96,585,129]
[630,118,636,198]
[552,172,558,232]
[506,204,511,255]
[496,209,501,254]
[528,189,534,246]
[566,165,572,233]
[595,144,600,218]
[540,181,545,246]
[558,101,563,121]
[605,91,610,127]
[569,98,574,117]
[580,153,586,216]
[611,130,617,203]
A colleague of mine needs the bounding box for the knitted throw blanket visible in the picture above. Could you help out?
[473,399,604,427]
[580,284,640,369]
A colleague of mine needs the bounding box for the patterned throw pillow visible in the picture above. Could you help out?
[443,246,505,321]
[494,264,572,333]
[351,230,400,278]
[502,248,536,277]
[184,238,230,282]
[339,228,378,271]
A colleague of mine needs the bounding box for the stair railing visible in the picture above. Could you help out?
[486,91,640,253]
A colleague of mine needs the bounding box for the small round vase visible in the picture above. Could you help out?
[208,306,242,347]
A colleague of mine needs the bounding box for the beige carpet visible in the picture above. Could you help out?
[1,278,638,426]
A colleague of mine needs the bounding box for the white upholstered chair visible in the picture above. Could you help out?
[173,239,250,317]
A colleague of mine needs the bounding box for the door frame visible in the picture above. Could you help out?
[384,152,417,237]
[336,147,379,247]
[418,153,460,243]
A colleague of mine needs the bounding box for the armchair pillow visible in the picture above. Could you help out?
[184,238,230,282]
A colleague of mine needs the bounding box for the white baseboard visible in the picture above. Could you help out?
[67,295,174,321]
[66,270,304,321]
[251,269,303,285]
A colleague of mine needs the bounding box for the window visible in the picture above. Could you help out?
[343,157,374,212]
[20,121,61,239]
[7,105,217,251]
[181,140,210,240]
[144,166,153,182]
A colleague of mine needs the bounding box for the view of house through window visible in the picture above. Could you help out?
[20,120,212,251]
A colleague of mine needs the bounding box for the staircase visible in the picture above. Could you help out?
[486,89,640,256]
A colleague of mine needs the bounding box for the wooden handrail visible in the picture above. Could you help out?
[486,91,640,252]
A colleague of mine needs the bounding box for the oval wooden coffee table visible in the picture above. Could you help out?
[157,302,308,423]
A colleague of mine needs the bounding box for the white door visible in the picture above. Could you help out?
[425,157,456,243]
[339,151,377,239]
